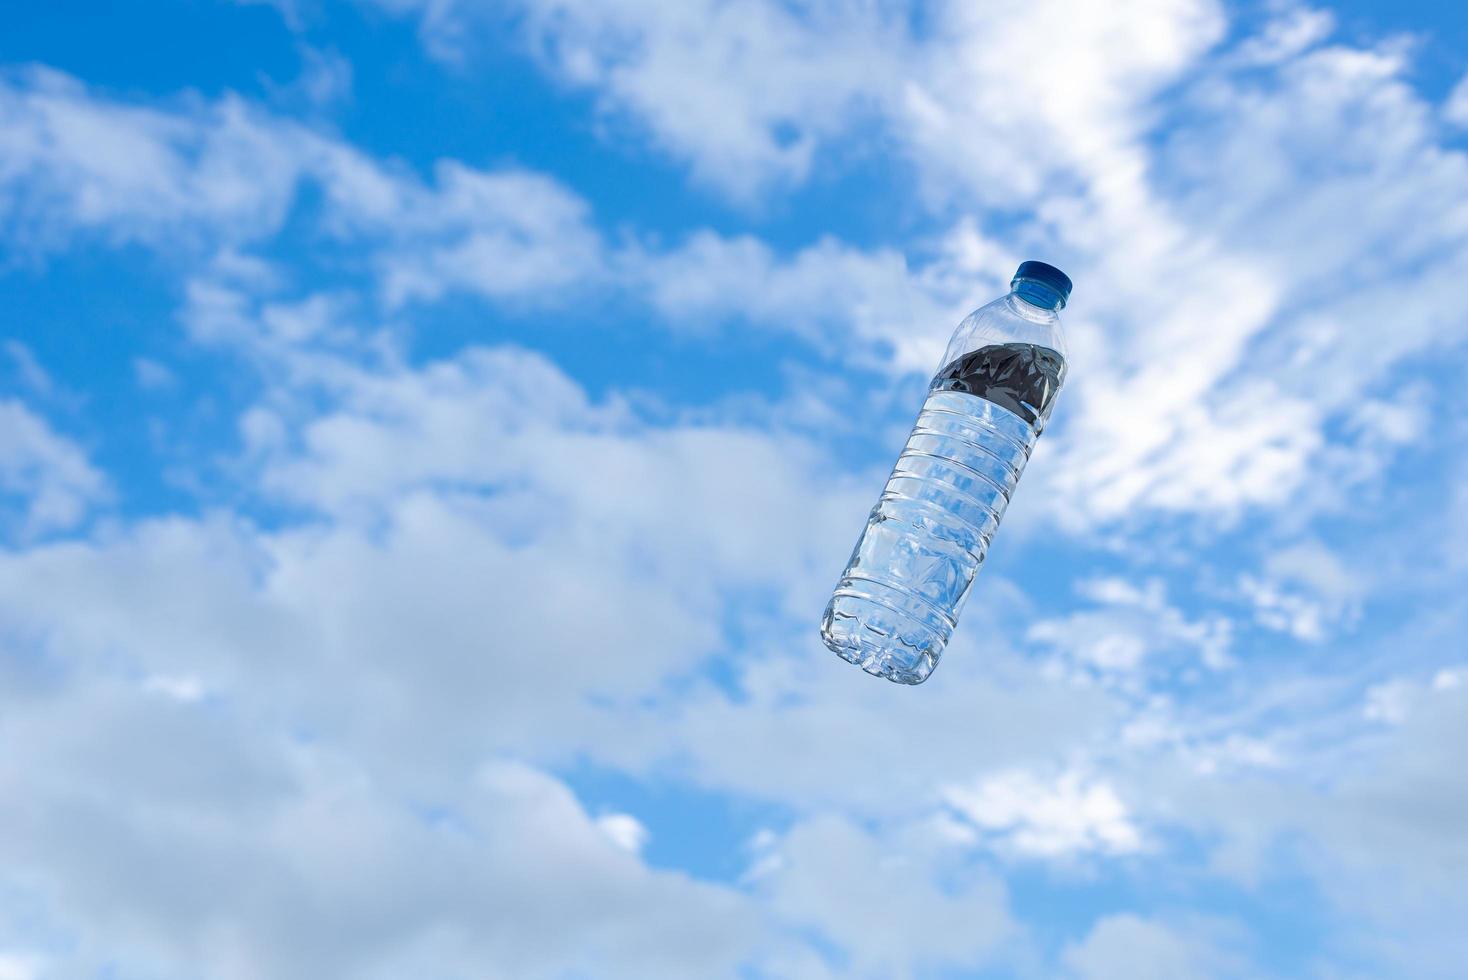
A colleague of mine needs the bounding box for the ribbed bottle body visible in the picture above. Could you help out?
[822,336,1066,684]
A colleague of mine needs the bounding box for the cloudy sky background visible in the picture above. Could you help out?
[2,0,1468,976]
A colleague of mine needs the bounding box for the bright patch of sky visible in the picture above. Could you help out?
[2,1,1467,976]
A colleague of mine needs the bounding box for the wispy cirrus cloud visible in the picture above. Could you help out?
[1447,70,1468,128]
[0,399,107,536]
[360,1,1468,542]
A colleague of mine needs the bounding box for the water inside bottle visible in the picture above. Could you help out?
[820,342,1066,684]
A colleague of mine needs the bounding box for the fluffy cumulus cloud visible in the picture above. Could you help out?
[1062,913,1248,980]
[0,349,830,975]
[3,1,1468,977]
[749,815,1015,976]
[942,769,1143,859]
[0,66,300,249]
[0,694,774,978]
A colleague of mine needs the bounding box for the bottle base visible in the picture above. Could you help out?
[821,593,944,685]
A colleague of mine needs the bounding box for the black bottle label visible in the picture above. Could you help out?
[931,343,1066,425]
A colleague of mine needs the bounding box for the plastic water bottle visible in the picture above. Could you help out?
[821,261,1072,684]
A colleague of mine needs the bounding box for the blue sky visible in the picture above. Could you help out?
[2,1,1467,977]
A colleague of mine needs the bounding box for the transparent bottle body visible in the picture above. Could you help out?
[820,280,1068,684]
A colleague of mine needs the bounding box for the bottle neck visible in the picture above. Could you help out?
[1010,277,1066,313]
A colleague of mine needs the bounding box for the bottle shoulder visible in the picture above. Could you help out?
[941,296,1069,370]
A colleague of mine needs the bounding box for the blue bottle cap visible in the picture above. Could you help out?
[1012,261,1073,303]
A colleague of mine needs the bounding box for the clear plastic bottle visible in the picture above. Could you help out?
[821,261,1072,684]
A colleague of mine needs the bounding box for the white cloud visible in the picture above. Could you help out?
[1230,5,1334,66]
[368,162,606,307]
[1036,35,1468,533]
[1320,676,1468,973]
[586,619,1124,819]
[1147,42,1468,405]
[0,684,775,978]
[0,330,888,778]
[942,769,1143,859]
[1363,665,1468,726]
[1363,678,1415,724]
[374,0,1225,209]
[1063,913,1246,980]
[1070,652,1468,975]
[1239,540,1362,642]
[627,225,989,371]
[1027,577,1233,674]
[133,357,178,390]
[0,955,44,980]
[0,400,108,536]
[752,814,1015,976]
[511,0,908,200]
[3,342,53,395]
[0,67,605,308]
[900,0,1225,208]
[142,674,208,703]
[293,46,354,107]
[0,67,305,252]
[1445,71,1468,128]
[595,812,650,854]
